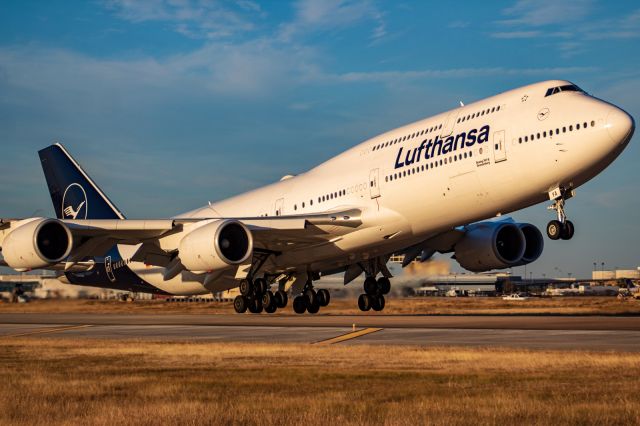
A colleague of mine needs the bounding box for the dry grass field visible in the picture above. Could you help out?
[0,338,638,425]
[1,296,639,315]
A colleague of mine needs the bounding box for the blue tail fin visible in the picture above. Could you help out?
[38,143,126,220]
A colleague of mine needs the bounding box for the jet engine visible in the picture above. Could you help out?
[511,223,544,267]
[2,218,73,271]
[454,222,526,272]
[179,220,253,273]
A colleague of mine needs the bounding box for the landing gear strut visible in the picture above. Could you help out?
[234,277,288,314]
[546,187,575,241]
[358,276,390,312]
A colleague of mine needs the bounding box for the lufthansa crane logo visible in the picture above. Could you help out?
[61,183,88,219]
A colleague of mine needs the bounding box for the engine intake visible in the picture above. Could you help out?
[179,220,253,273]
[512,223,544,266]
[2,218,73,270]
[454,222,525,272]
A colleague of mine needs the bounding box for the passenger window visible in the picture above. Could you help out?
[591,120,595,127]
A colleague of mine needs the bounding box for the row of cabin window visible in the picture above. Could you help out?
[293,189,347,211]
[384,150,475,182]
[518,120,596,144]
[457,105,501,124]
[372,123,444,152]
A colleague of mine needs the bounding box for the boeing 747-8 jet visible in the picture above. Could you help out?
[0,80,634,313]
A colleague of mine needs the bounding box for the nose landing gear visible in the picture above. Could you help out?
[546,187,575,241]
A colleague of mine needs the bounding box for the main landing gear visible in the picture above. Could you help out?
[292,280,330,315]
[546,187,575,241]
[358,276,390,312]
[233,277,288,314]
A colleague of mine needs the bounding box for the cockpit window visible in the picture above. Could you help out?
[544,84,585,97]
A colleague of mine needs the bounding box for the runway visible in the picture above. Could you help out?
[1,313,639,351]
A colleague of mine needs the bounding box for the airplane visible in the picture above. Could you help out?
[0,80,634,314]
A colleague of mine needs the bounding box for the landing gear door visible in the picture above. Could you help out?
[493,130,507,163]
[105,256,116,282]
[274,198,284,216]
[369,168,380,199]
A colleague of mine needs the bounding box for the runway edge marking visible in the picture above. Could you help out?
[3,324,93,338]
[314,327,383,345]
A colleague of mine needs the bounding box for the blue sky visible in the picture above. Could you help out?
[0,0,639,278]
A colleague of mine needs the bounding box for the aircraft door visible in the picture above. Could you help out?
[493,130,507,163]
[274,198,284,216]
[369,168,380,199]
[440,112,459,138]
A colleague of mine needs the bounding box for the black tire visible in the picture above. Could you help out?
[317,289,330,307]
[239,280,253,297]
[264,302,277,314]
[306,299,320,314]
[358,294,372,311]
[304,288,317,306]
[275,290,288,308]
[233,296,248,313]
[262,291,274,308]
[546,220,562,240]
[363,277,378,295]
[372,295,385,312]
[293,296,307,314]
[248,298,263,314]
[254,278,268,295]
[561,220,575,240]
[377,277,391,295]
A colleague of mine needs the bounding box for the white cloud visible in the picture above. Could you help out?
[103,0,262,39]
[499,0,594,27]
[278,0,386,42]
[323,66,597,84]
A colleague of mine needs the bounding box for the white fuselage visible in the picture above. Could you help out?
[122,80,634,295]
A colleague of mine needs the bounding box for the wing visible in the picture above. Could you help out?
[0,209,363,271]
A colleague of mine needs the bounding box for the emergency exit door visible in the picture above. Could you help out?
[369,168,380,199]
[493,130,507,162]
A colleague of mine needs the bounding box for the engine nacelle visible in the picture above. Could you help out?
[179,220,253,273]
[2,218,73,270]
[454,222,525,272]
[512,223,544,267]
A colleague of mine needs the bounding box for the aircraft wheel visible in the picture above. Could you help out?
[264,301,277,314]
[306,299,320,314]
[358,294,372,312]
[304,288,317,306]
[317,289,330,307]
[262,291,275,308]
[254,278,268,295]
[293,296,307,314]
[233,296,247,314]
[372,295,385,312]
[239,280,253,297]
[363,277,378,295]
[275,290,288,308]
[546,220,562,240]
[561,220,575,240]
[377,277,391,295]
[248,298,263,314]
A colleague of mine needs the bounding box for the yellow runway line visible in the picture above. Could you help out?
[4,324,93,338]
[314,327,383,345]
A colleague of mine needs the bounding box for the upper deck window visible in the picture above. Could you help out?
[544,84,584,97]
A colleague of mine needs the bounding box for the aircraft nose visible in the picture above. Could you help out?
[606,107,635,145]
